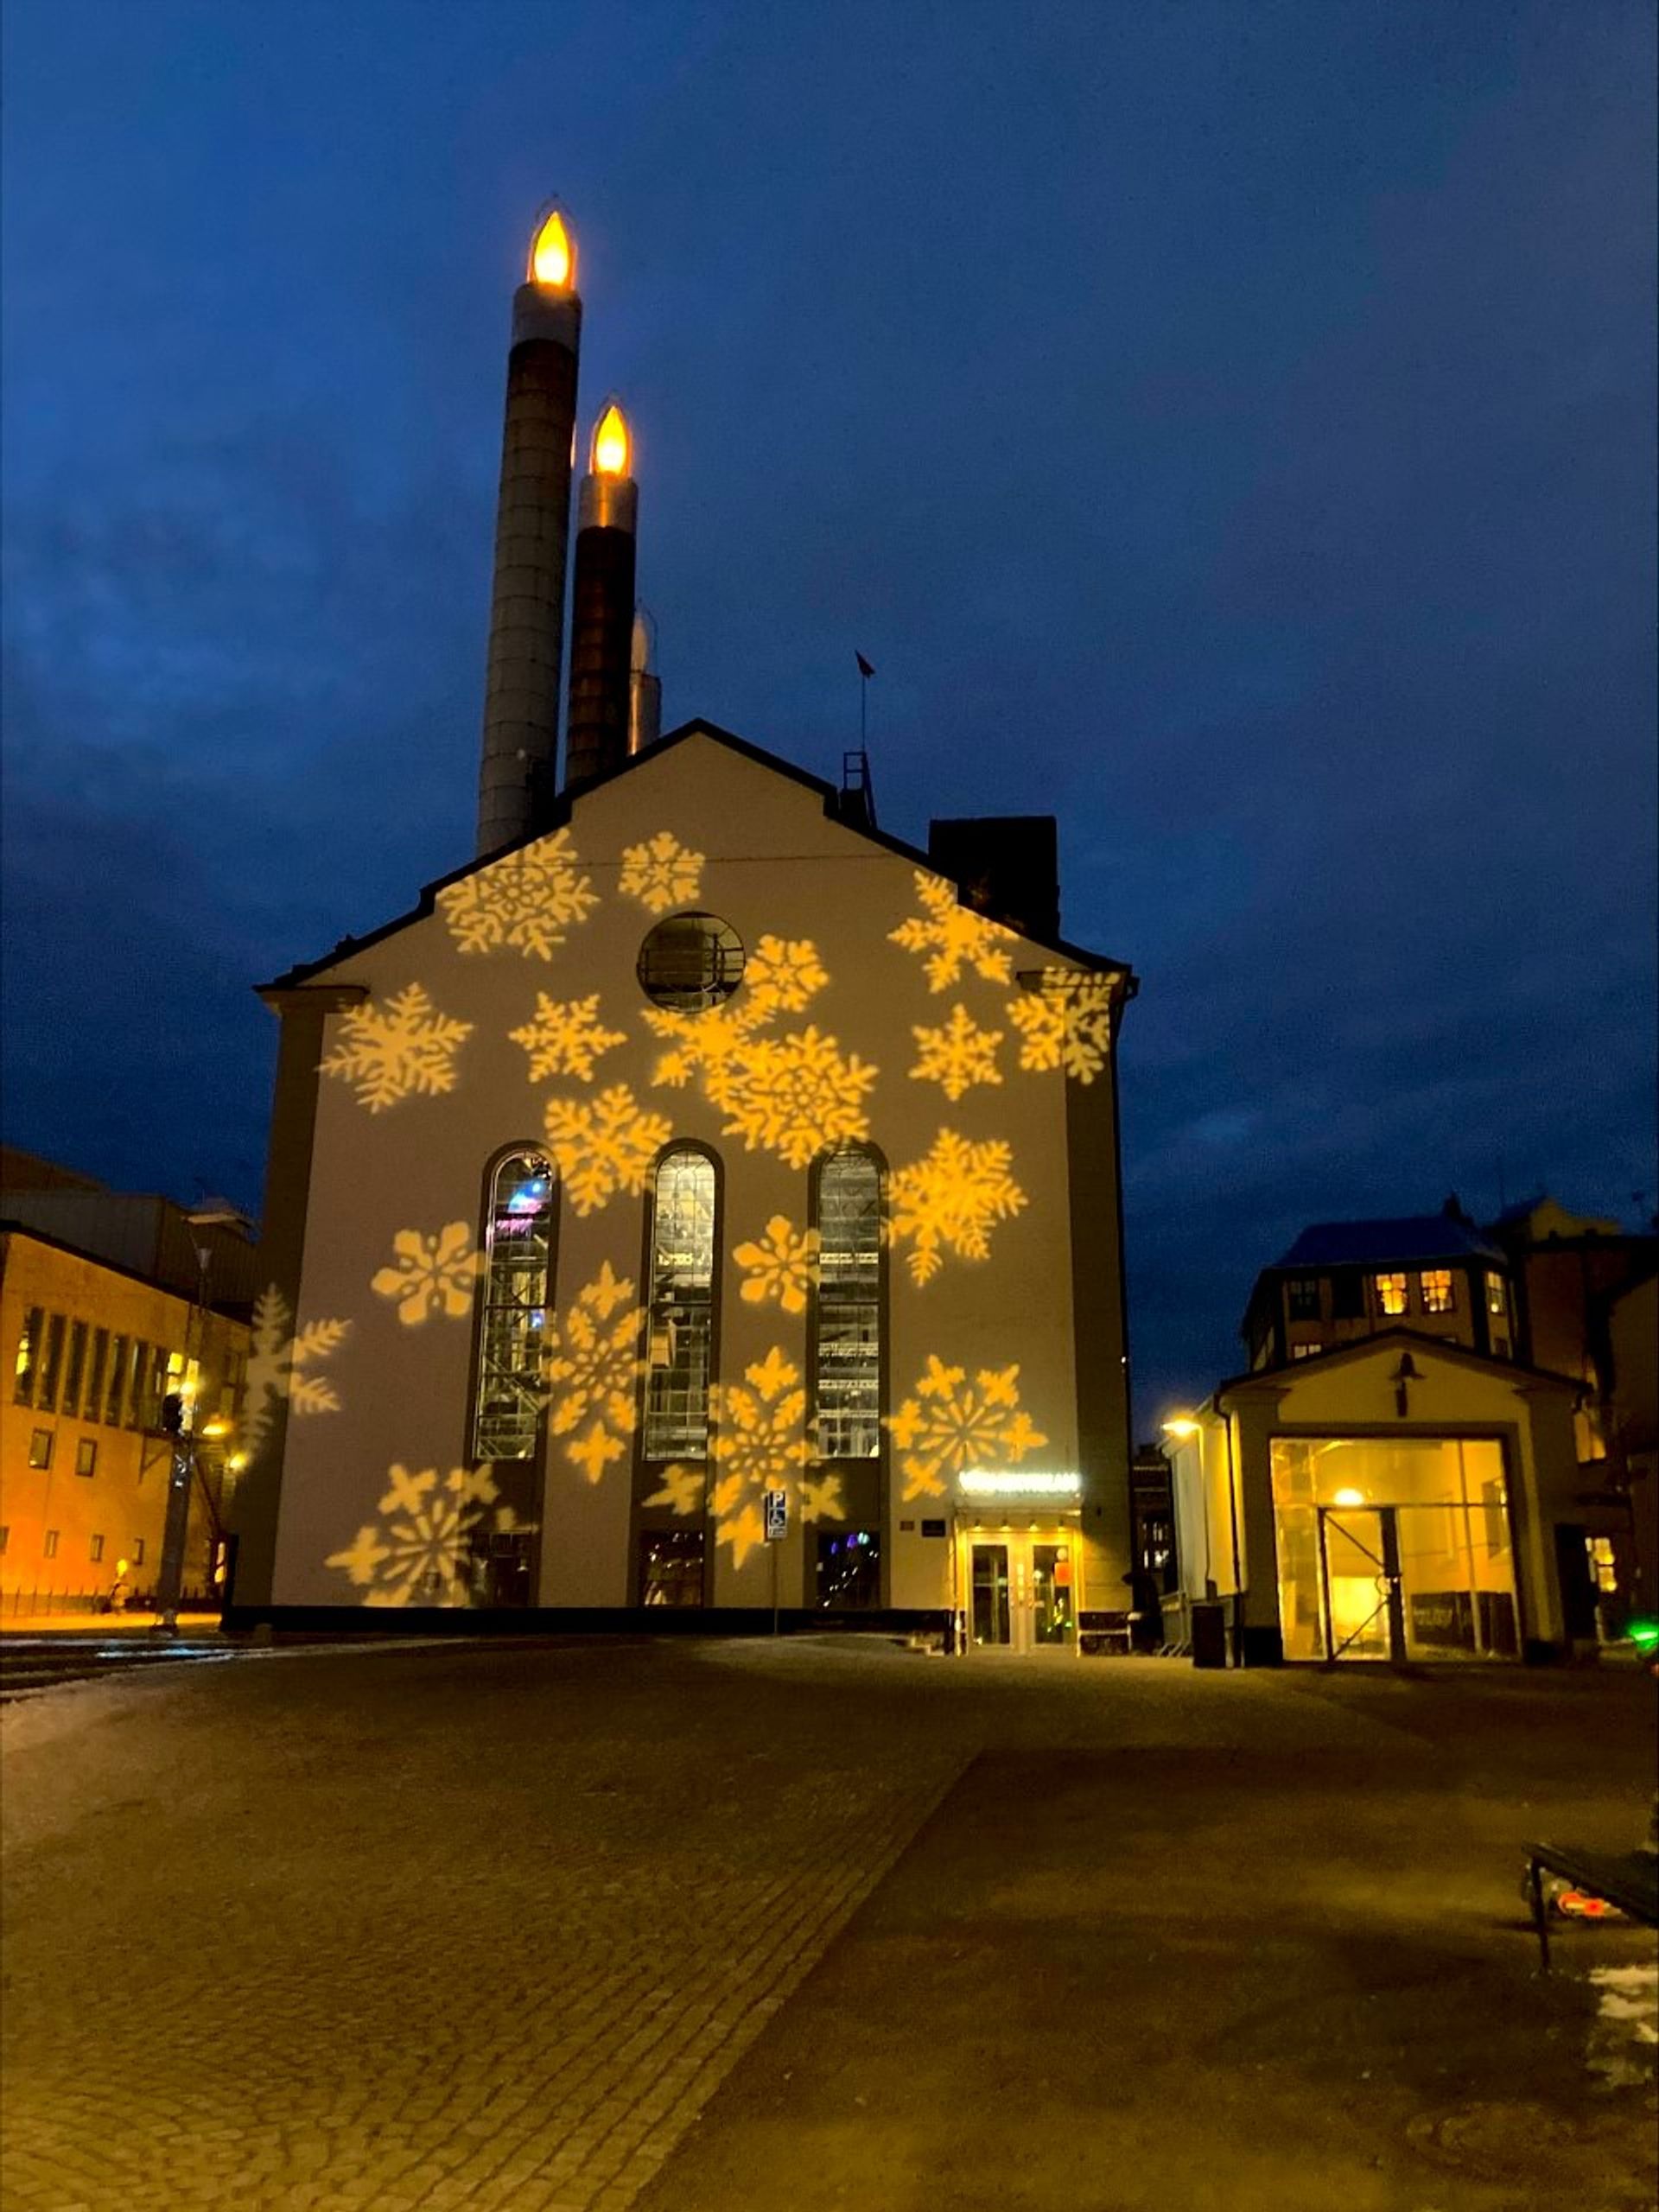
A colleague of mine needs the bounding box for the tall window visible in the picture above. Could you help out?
[813,1148,883,1459]
[1420,1268,1455,1314]
[62,1322,88,1418]
[643,1148,717,1460]
[105,1335,129,1427]
[84,1328,109,1421]
[37,1315,66,1413]
[13,1306,42,1403]
[472,1151,556,1462]
[1286,1277,1321,1322]
[1373,1273,1408,1318]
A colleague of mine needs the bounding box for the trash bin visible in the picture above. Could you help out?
[1191,1600,1229,1670]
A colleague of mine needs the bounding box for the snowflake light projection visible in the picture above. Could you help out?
[640,932,829,1090]
[542,1084,673,1215]
[889,1130,1027,1285]
[437,830,599,960]
[743,934,830,1016]
[638,933,871,1167]
[325,1463,531,1606]
[510,992,626,1083]
[889,870,1017,994]
[371,1223,481,1325]
[1006,969,1117,1084]
[910,1002,1004,1102]
[710,1345,842,1567]
[240,1287,349,1458]
[320,984,472,1113]
[734,1216,817,1314]
[644,1463,705,1516]
[619,830,705,914]
[540,1262,643,1482]
[717,1029,877,1169]
[888,1357,1048,1501]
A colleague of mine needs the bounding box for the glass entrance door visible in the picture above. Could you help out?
[970,1543,1013,1647]
[967,1537,1077,1652]
[1031,1542,1076,1647]
[1319,1508,1402,1662]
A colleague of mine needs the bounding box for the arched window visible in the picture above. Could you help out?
[642,1147,719,1460]
[811,1147,884,1459]
[471,1150,556,1462]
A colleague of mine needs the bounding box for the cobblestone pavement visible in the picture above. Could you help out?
[3,1640,1653,2211]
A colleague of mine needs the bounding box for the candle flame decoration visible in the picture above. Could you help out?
[530,208,575,289]
[592,402,631,478]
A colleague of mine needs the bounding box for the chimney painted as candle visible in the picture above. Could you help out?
[563,400,638,792]
[475,204,582,855]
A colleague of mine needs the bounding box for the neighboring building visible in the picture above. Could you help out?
[1129,1444,1178,1596]
[2,1177,254,1610]
[1241,1201,1516,1370]
[230,727,1138,1637]
[1167,1194,1656,1665]
[1165,1332,1591,1665]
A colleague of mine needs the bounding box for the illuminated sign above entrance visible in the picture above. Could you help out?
[957,1471,1082,1500]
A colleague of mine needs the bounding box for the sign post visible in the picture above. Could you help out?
[763,1488,788,1637]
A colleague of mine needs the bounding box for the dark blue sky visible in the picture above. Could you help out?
[3,0,1654,1426]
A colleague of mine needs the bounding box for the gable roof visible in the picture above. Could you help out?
[1268,1214,1503,1271]
[258,719,1139,995]
[1214,1325,1580,1405]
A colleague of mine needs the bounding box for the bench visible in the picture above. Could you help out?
[1523,1842,1659,1971]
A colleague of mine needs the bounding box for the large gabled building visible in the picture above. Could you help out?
[226,207,1138,1642]
[230,725,1137,1636]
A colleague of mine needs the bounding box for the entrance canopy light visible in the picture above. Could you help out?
[958,1470,1082,1499]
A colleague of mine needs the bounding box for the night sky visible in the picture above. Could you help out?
[3,0,1654,1428]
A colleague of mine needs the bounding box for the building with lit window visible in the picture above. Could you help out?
[1165,1198,1653,1665]
[1241,1204,1517,1370]
[1,1156,254,1614]
[226,207,1138,1642]
[231,726,1137,1635]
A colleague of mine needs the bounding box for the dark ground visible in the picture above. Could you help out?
[3,1639,1655,2212]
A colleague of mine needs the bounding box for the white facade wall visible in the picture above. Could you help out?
[254,733,1131,1614]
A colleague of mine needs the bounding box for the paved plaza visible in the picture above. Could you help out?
[3,1637,1655,2212]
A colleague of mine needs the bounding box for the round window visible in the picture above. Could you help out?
[636,912,746,1012]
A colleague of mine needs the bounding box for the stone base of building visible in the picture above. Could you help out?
[222,1604,956,1641]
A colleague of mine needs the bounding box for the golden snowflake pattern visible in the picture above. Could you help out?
[325,1463,531,1607]
[239,1287,349,1458]
[889,870,1017,994]
[887,1357,1048,1502]
[1006,969,1117,1084]
[888,1129,1027,1285]
[710,1345,836,1567]
[734,1215,817,1314]
[320,984,472,1113]
[540,1262,642,1483]
[716,1028,877,1170]
[437,830,599,960]
[644,1464,706,1516]
[743,934,830,1016]
[510,992,626,1083]
[542,1084,673,1215]
[910,1002,1004,1102]
[619,830,705,914]
[371,1223,481,1326]
[639,932,829,1090]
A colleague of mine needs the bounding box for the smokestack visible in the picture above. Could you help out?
[475,203,582,855]
[563,401,639,791]
[628,605,661,756]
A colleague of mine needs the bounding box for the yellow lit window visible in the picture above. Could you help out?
[1485,1271,1507,1317]
[1587,1535,1618,1593]
[1420,1268,1455,1314]
[1374,1272,1408,1317]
